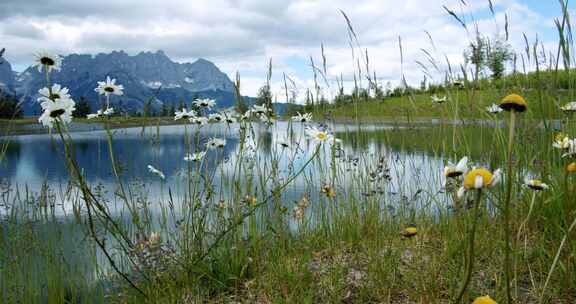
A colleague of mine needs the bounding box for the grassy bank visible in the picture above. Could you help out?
[2,2,576,303]
[313,85,574,123]
[2,117,576,303]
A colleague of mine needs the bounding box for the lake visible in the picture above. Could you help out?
[0,121,447,218]
[0,121,454,301]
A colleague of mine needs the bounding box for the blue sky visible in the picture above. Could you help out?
[0,0,572,100]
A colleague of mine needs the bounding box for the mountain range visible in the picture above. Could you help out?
[0,50,279,115]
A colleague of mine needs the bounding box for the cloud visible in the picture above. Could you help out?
[0,0,564,99]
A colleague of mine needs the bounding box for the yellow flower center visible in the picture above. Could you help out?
[404,227,417,236]
[555,133,566,142]
[463,168,493,189]
[472,295,497,304]
[566,162,576,173]
[316,132,328,141]
[527,179,544,190]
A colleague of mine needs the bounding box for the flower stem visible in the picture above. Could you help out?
[516,191,537,242]
[454,189,483,303]
[539,214,576,303]
[503,110,516,304]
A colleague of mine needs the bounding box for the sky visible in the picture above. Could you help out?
[0,0,572,101]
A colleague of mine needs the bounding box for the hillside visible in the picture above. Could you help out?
[313,70,576,122]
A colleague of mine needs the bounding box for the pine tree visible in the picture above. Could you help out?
[0,92,22,118]
[74,96,91,118]
[143,100,152,117]
[160,102,169,117]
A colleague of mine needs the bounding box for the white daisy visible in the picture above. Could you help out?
[38,84,71,103]
[87,109,104,119]
[486,103,503,114]
[102,107,113,117]
[443,156,468,178]
[38,98,76,129]
[205,138,226,150]
[193,98,216,109]
[452,80,464,88]
[553,135,572,150]
[174,108,196,120]
[562,140,576,158]
[209,113,224,122]
[431,94,447,104]
[221,110,238,124]
[190,116,208,126]
[240,111,252,121]
[457,168,502,198]
[523,178,549,191]
[258,114,275,125]
[95,76,124,97]
[251,104,270,116]
[291,112,313,123]
[184,151,207,162]
[33,52,62,73]
[305,126,333,143]
[147,165,165,180]
[560,102,576,112]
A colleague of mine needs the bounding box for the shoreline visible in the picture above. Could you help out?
[0,115,562,137]
[0,117,193,137]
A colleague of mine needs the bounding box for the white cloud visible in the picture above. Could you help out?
[0,0,564,100]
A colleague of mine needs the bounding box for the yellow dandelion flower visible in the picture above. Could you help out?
[500,94,527,112]
[402,226,417,238]
[472,295,497,304]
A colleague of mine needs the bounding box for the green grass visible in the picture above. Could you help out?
[2,3,576,303]
[313,88,574,123]
[311,68,575,123]
[4,120,574,303]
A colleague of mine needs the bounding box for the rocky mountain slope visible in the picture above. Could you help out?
[10,50,248,115]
